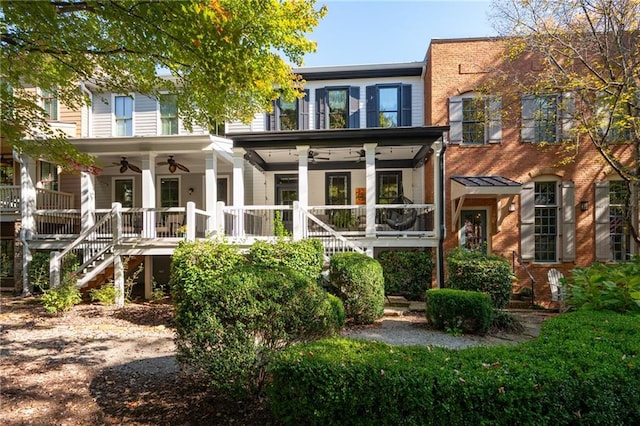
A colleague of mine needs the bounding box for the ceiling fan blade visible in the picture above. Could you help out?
[176,163,190,172]
[128,164,142,173]
[157,161,168,166]
[119,165,128,173]
[316,157,330,160]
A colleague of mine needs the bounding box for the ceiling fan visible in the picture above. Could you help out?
[294,150,330,163]
[158,155,190,173]
[345,149,380,163]
[112,157,142,173]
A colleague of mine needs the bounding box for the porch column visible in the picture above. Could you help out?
[204,151,218,235]
[80,172,95,233]
[141,153,156,238]
[232,148,245,237]
[364,143,377,241]
[433,139,446,289]
[19,154,37,295]
[294,146,309,240]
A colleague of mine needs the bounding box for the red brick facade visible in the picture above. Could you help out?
[425,38,637,307]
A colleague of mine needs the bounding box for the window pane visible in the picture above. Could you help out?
[160,178,179,207]
[42,89,58,120]
[115,96,133,136]
[534,95,557,143]
[160,94,178,135]
[462,98,485,144]
[377,172,401,204]
[378,87,398,128]
[279,98,297,130]
[327,174,349,205]
[115,179,133,208]
[609,181,631,261]
[328,89,348,129]
[0,156,14,185]
[534,182,557,262]
[39,161,58,191]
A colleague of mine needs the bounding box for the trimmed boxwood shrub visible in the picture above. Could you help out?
[170,240,344,397]
[267,311,640,425]
[247,238,325,282]
[378,250,433,300]
[329,252,384,324]
[446,247,513,308]
[425,288,493,335]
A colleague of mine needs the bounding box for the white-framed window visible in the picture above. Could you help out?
[113,177,134,208]
[159,93,178,135]
[595,180,636,262]
[521,179,575,263]
[449,93,501,144]
[521,93,574,143]
[41,89,58,120]
[113,94,133,136]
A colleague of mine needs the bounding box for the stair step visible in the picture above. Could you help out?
[385,295,412,308]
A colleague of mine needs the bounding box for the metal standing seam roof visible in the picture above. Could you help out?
[450,175,522,187]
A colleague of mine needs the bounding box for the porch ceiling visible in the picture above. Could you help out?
[231,126,448,172]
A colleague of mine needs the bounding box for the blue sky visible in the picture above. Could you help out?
[301,0,495,67]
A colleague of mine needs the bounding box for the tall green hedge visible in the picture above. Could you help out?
[247,238,324,282]
[267,311,640,425]
[170,240,343,397]
[378,250,433,300]
[329,252,384,324]
[446,247,513,308]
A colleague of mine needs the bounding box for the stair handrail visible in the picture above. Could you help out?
[302,207,365,255]
[512,250,536,303]
[50,204,118,287]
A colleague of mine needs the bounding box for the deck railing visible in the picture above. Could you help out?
[375,203,435,236]
[0,186,75,212]
[221,205,292,238]
[0,186,20,212]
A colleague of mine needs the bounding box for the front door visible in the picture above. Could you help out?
[460,209,487,252]
[275,174,298,232]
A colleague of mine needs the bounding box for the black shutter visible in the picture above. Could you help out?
[316,88,327,129]
[298,89,309,130]
[366,85,378,127]
[349,86,360,128]
[401,84,412,126]
[266,100,277,131]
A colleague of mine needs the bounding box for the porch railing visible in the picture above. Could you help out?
[375,203,435,236]
[36,188,74,209]
[302,206,365,255]
[33,209,81,238]
[0,185,20,212]
[221,205,291,238]
[308,205,367,236]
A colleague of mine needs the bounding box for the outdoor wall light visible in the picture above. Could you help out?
[188,187,194,195]
[580,200,588,212]
[509,201,516,212]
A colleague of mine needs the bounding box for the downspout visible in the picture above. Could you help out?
[437,139,447,289]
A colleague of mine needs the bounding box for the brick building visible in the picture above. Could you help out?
[425,37,638,307]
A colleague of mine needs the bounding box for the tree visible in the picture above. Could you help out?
[1,0,326,168]
[490,0,640,244]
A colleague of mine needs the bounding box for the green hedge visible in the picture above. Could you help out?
[247,238,325,282]
[267,311,640,425]
[446,247,513,308]
[170,240,343,397]
[378,250,433,300]
[329,252,384,324]
[425,289,493,335]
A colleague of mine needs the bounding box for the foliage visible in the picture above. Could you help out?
[267,310,640,425]
[425,289,494,335]
[1,0,326,167]
[248,238,324,282]
[170,240,343,397]
[563,256,640,313]
[490,309,524,333]
[273,211,290,238]
[29,251,79,293]
[329,253,384,324]
[378,250,433,300]
[89,283,119,306]
[446,247,513,309]
[489,0,640,244]
[330,210,356,229]
[40,279,81,313]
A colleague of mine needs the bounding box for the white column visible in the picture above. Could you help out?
[140,153,156,238]
[80,172,95,233]
[296,145,309,207]
[186,201,196,241]
[19,155,37,295]
[364,143,377,238]
[205,151,218,235]
[232,148,245,237]
[112,202,124,308]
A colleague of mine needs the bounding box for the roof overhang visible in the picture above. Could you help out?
[450,175,522,231]
[231,126,448,172]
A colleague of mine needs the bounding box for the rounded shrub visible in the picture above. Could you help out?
[378,250,433,300]
[170,241,344,397]
[446,247,513,308]
[425,288,493,335]
[247,238,324,282]
[329,252,384,324]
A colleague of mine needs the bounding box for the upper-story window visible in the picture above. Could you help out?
[366,84,412,128]
[159,94,178,135]
[266,90,309,131]
[316,86,360,129]
[114,95,133,136]
[521,93,574,143]
[448,94,501,144]
[41,89,58,120]
[39,161,59,191]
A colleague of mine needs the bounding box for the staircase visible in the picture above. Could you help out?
[79,255,145,292]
